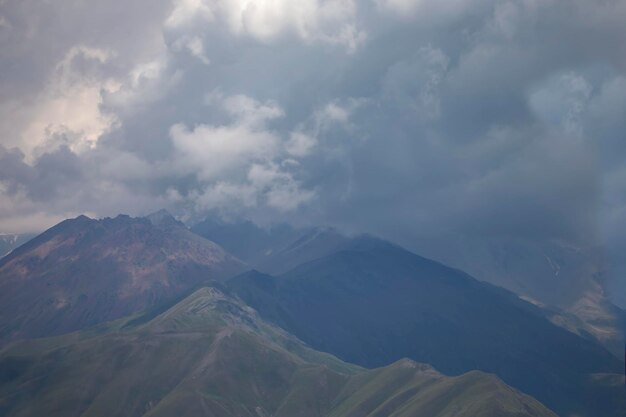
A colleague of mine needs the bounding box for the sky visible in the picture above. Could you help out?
[0,0,625,302]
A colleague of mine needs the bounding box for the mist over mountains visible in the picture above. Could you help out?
[2,0,626,311]
[1,1,626,415]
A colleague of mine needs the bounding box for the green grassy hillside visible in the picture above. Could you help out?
[0,287,557,417]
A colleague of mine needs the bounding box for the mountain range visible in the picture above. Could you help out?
[193,220,626,357]
[0,212,623,417]
[0,212,243,346]
[0,286,558,417]
[227,237,624,417]
[414,236,626,355]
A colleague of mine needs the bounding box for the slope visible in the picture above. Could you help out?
[0,212,244,346]
[419,236,625,356]
[0,287,557,417]
[190,217,348,275]
[228,236,625,417]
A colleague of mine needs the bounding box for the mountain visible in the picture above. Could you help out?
[228,236,625,417]
[191,217,303,265]
[413,236,625,355]
[0,234,35,258]
[191,217,349,275]
[0,286,557,417]
[543,278,626,357]
[203,221,626,356]
[416,237,601,308]
[257,227,349,275]
[0,212,244,346]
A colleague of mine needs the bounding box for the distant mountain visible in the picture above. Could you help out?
[415,236,625,354]
[191,217,351,275]
[0,212,244,346]
[0,287,557,417]
[0,234,35,258]
[257,226,349,274]
[199,221,625,356]
[543,278,626,357]
[191,217,303,265]
[417,237,601,307]
[228,236,625,417]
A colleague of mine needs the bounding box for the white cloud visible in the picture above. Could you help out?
[312,99,365,133]
[170,94,283,181]
[167,93,319,213]
[220,93,284,126]
[172,35,210,64]
[3,46,120,160]
[170,122,280,181]
[190,162,314,213]
[248,163,315,211]
[222,0,356,40]
[103,56,181,113]
[529,72,592,137]
[164,0,364,52]
[319,102,351,124]
[286,132,317,157]
[375,0,469,16]
[193,181,258,210]
[165,0,214,30]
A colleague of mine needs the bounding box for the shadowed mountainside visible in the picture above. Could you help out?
[193,218,625,356]
[191,217,349,275]
[191,217,303,266]
[417,236,625,355]
[228,236,625,417]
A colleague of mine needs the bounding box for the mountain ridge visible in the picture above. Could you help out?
[0,213,245,346]
[0,286,558,417]
[228,237,625,417]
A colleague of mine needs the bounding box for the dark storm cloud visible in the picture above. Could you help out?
[0,0,625,300]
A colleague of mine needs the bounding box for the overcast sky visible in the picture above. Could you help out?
[1,0,625,299]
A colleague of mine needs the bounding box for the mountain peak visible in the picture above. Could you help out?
[145,209,182,227]
[0,213,245,345]
[147,287,260,332]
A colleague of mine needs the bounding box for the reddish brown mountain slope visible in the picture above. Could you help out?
[0,212,244,345]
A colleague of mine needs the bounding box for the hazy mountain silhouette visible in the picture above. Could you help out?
[228,236,625,417]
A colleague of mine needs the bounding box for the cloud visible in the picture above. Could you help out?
[286,132,316,157]
[375,0,471,17]
[163,0,365,53]
[382,45,449,122]
[529,72,592,137]
[248,163,315,211]
[1,46,119,159]
[216,0,363,49]
[166,0,215,30]
[1,0,626,304]
[170,95,283,180]
[168,94,318,214]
